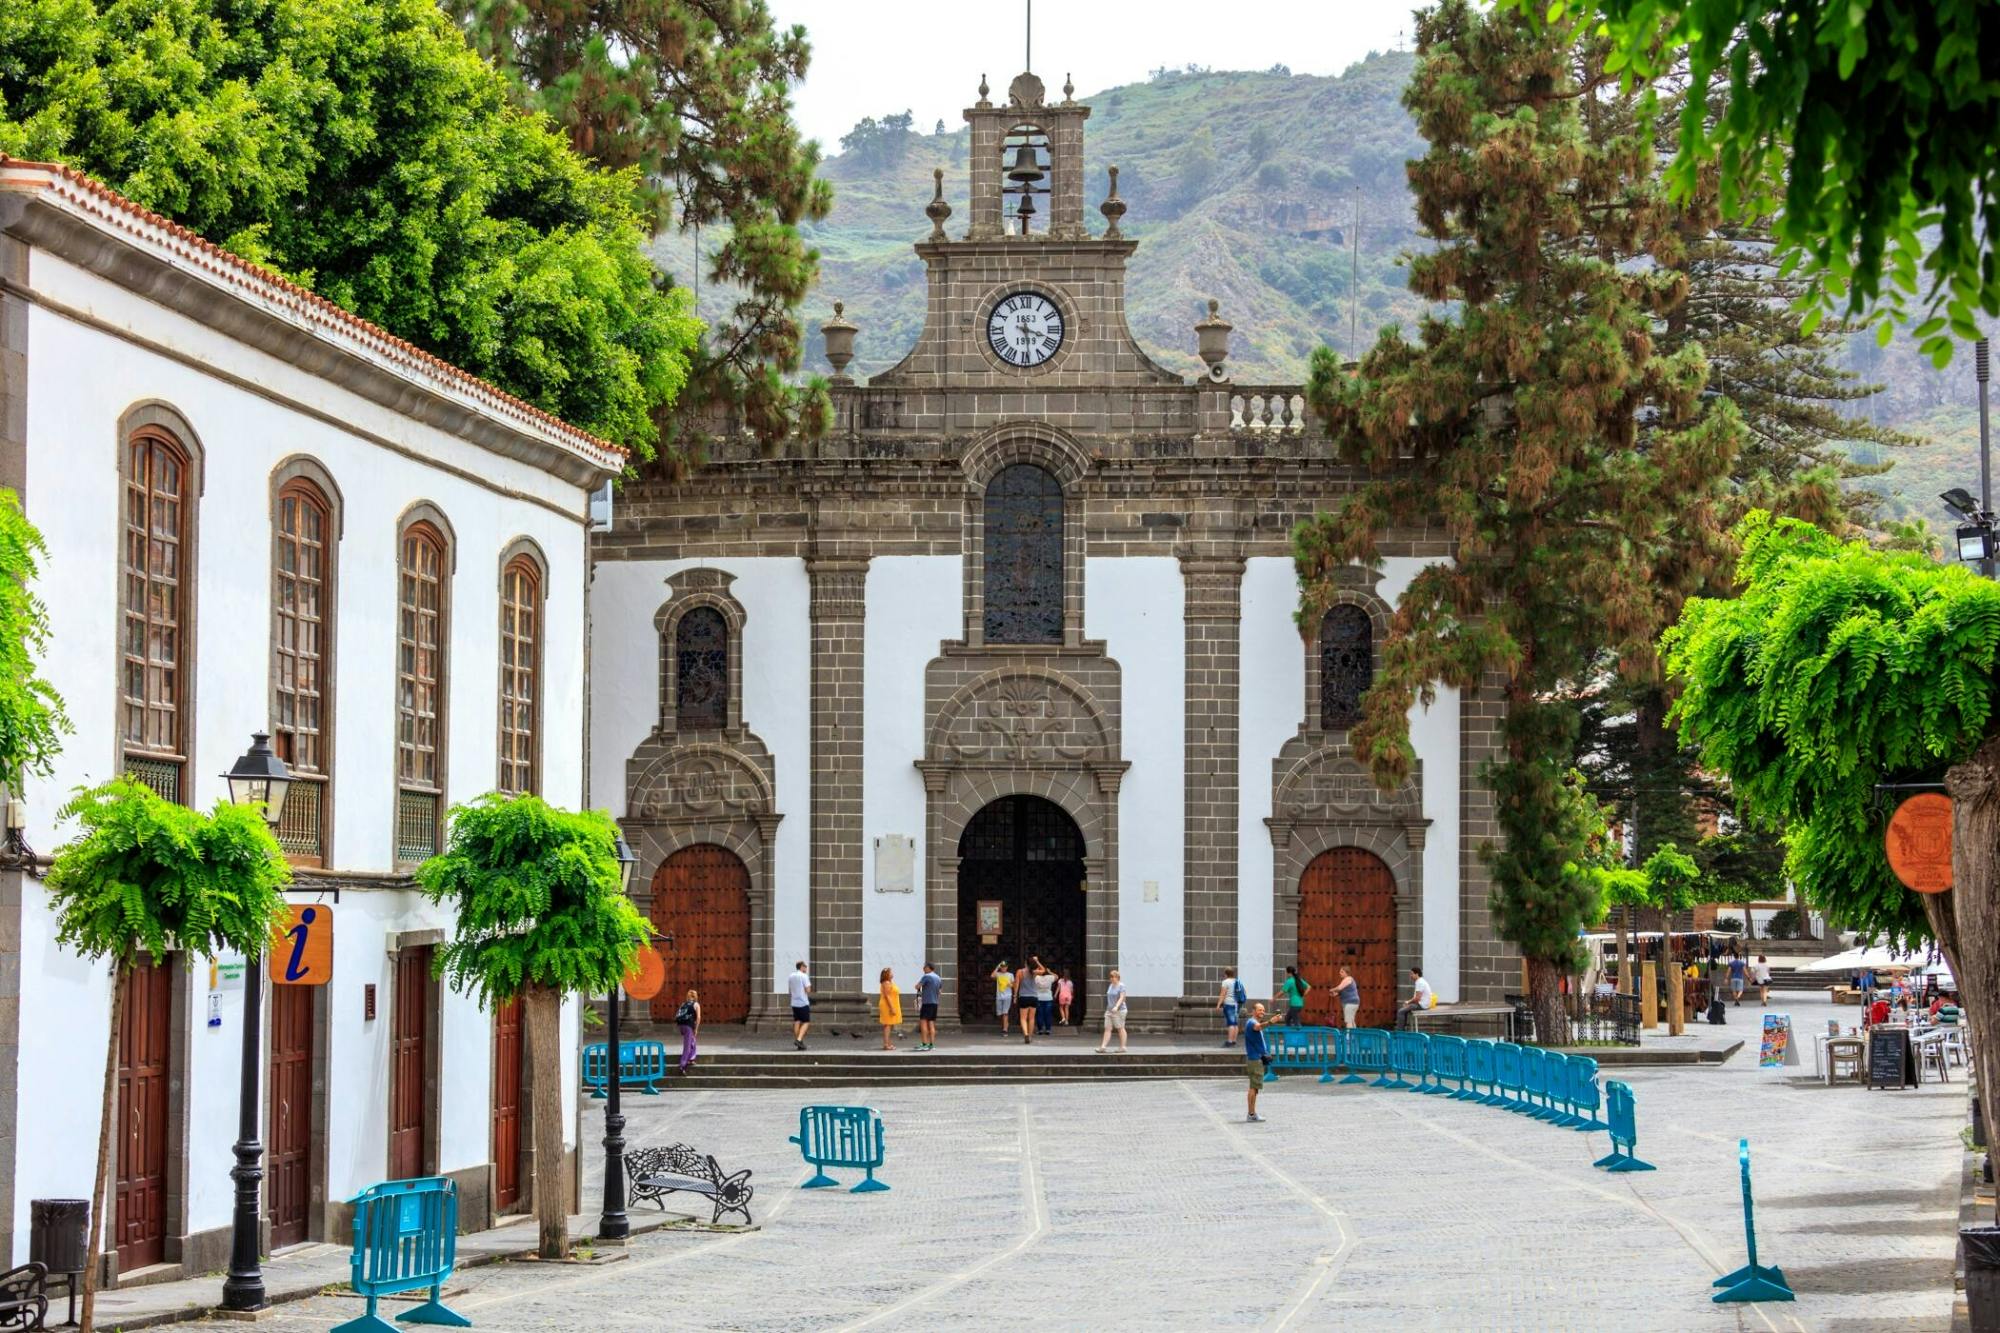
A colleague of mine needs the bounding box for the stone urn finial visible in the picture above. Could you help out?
[1099,165,1127,239]
[977,73,991,107]
[1195,299,1232,381]
[926,168,952,241]
[822,301,858,382]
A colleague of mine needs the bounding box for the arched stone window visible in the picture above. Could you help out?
[271,465,339,862]
[122,425,195,802]
[497,552,543,795]
[1318,604,1374,731]
[675,606,729,731]
[983,463,1064,644]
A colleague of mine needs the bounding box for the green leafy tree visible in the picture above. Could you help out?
[447,0,834,456]
[1177,126,1218,205]
[1662,510,2000,1191]
[0,0,699,456]
[1294,0,1741,1044]
[416,794,647,1258]
[1525,0,2000,366]
[44,778,290,1328]
[0,490,68,792]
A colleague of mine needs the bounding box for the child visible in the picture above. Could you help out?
[674,988,701,1074]
[993,961,1014,1032]
[1057,970,1075,1026]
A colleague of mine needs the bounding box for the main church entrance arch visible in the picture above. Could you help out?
[956,796,1088,1025]
[1298,848,1398,1028]
[650,844,752,1024]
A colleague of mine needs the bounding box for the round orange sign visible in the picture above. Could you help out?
[1886,792,1953,894]
[623,944,667,1000]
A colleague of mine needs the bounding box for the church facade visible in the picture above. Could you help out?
[589,72,1512,1031]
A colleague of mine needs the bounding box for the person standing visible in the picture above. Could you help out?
[1397,967,1433,1030]
[674,988,701,1074]
[917,962,943,1051]
[1057,970,1076,1027]
[1097,969,1129,1053]
[1752,954,1772,1006]
[993,961,1015,1032]
[1218,967,1246,1047]
[1016,960,1036,1043]
[1336,966,1361,1029]
[1243,1002,1271,1122]
[788,960,813,1050]
[878,967,903,1051]
[1033,958,1057,1036]
[1279,965,1310,1026]
[1727,949,1747,1006]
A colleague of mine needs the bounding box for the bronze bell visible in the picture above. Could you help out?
[1006,143,1045,185]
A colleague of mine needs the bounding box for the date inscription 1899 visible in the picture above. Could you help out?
[986,292,1065,368]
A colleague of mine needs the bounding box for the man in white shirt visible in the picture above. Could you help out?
[788,961,813,1050]
[1397,967,1434,1030]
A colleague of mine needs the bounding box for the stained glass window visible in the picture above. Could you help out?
[983,464,1064,644]
[675,607,728,731]
[1319,604,1374,730]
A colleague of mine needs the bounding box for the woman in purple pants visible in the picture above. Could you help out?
[675,988,702,1074]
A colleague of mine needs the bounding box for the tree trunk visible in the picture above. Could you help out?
[1614,905,1633,999]
[1946,737,2000,1221]
[82,963,127,1332]
[523,982,567,1259]
[1526,955,1566,1047]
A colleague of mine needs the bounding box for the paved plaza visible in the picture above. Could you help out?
[165,999,1965,1331]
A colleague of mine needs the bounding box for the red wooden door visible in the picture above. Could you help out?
[491,997,524,1214]
[1299,848,1398,1027]
[115,960,173,1271]
[389,947,431,1180]
[649,846,751,1024]
[267,985,314,1248]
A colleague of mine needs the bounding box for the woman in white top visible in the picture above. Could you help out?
[1097,970,1130,1053]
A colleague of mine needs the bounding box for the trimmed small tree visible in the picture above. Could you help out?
[43,778,290,1328]
[416,794,647,1258]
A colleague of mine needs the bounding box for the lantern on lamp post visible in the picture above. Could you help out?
[598,834,640,1241]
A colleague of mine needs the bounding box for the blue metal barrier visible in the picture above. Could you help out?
[1389,1031,1429,1091]
[581,1040,669,1098]
[1347,1028,1394,1087]
[1323,1026,1343,1083]
[1591,1080,1656,1172]
[1518,1045,1549,1117]
[1542,1052,1584,1127]
[331,1177,468,1333]
[1713,1139,1792,1302]
[1492,1042,1523,1109]
[1463,1038,1497,1103]
[790,1105,890,1193]
[1568,1055,1608,1132]
[1425,1034,1467,1097]
[1264,1026,1335,1084]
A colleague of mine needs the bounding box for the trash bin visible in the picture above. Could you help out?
[28,1199,88,1278]
[1964,1225,2000,1332]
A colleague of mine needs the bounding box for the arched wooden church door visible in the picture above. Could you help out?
[1298,848,1397,1027]
[650,845,752,1023]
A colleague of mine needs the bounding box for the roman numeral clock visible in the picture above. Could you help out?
[986,292,1065,367]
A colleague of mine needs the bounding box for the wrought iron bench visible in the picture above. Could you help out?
[0,1262,49,1331]
[624,1145,754,1225]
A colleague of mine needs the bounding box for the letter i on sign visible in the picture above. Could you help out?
[270,904,334,985]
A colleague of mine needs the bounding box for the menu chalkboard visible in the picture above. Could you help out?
[1868,1026,1915,1090]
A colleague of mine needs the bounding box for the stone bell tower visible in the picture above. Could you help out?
[966,71,1091,240]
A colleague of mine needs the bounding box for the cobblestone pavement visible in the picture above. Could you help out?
[170,999,1962,1331]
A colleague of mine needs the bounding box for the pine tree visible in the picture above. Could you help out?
[1295,0,1742,1043]
[450,0,835,457]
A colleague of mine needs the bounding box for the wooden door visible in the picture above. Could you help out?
[388,947,431,1180]
[491,997,524,1214]
[1299,848,1398,1027]
[649,846,751,1024]
[115,960,173,1272]
[267,985,314,1248]
[955,796,1087,1025]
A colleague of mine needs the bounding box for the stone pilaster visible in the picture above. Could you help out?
[807,557,869,1018]
[1178,554,1245,1024]
[1459,666,1510,1001]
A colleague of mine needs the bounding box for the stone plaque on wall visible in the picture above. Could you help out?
[875,834,915,893]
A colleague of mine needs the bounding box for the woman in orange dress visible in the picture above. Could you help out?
[878,967,903,1050]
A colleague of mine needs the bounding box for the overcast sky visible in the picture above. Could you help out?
[768,1,1420,152]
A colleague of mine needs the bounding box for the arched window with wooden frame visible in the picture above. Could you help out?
[673,606,730,732]
[396,517,450,863]
[1318,604,1374,732]
[122,426,194,802]
[272,472,336,863]
[497,552,543,795]
[982,463,1065,645]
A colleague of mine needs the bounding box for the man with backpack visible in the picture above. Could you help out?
[1218,967,1247,1047]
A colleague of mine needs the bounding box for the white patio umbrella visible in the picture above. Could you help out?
[1795,945,1926,974]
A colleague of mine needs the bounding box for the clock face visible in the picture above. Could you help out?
[986,292,1066,368]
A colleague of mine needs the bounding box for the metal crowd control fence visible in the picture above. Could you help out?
[1519,1045,1548,1117]
[1345,1028,1392,1086]
[1568,1055,1608,1131]
[581,1040,669,1097]
[1492,1042,1524,1109]
[1426,1034,1468,1097]
[1592,1080,1655,1172]
[790,1105,890,1193]
[1713,1139,1793,1302]
[1264,1026,1337,1084]
[1388,1031,1429,1090]
[1464,1037,1497,1102]
[332,1177,468,1333]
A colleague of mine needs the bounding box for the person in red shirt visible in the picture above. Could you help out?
[1868,997,1891,1026]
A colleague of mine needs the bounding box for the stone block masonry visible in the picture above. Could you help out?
[809,557,869,1014]
[1180,555,1244,1023]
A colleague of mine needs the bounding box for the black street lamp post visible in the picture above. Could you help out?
[220,733,291,1314]
[598,835,639,1243]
